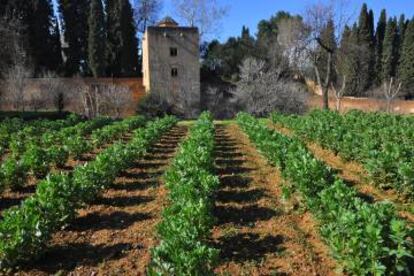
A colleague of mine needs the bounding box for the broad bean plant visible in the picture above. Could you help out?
[238,112,413,275]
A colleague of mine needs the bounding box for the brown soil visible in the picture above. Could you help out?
[271,123,414,224]
[212,123,337,276]
[17,125,187,276]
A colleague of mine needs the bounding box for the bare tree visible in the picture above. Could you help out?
[3,63,33,111]
[39,71,67,113]
[383,78,402,113]
[331,74,346,111]
[276,17,309,73]
[303,0,351,109]
[101,84,134,118]
[234,57,308,116]
[72,78,97,118]
[133,0,162,34]
[172,0,228,39]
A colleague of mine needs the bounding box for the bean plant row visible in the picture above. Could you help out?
[271,110,414,199]
[0,116,147,192]
[0,114,81,155]
[237,112,413,275]
[149,112,219,275]
[0,116,177,269]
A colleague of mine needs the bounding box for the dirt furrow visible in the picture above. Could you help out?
[18,125,187,276]
[212,123,336,276]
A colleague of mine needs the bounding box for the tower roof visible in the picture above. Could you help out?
[157,16,179,27]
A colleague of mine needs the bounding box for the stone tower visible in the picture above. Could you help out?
[142,17,200,117]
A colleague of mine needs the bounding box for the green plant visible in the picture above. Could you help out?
[0,116,177,269]
[237,112,413,275]
[271,110,414,199]
[149,112,219,275]
[0,158,28,190]
[22,144,50,179]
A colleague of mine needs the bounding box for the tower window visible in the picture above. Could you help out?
[170,47,178,57]
[171,68,178,77]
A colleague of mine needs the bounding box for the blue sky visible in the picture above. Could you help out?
[52,0,414,42]
[162,0,414,41]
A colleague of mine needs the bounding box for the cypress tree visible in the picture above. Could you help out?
[119,0,139,76]
[49,17,63,73]
[29,0,62,73]
[399,18,414,94]
[88,0,106,77]
[1,0,61,73]
[106,0,122,76]
[58,0,90,76]
[382,17,399,82]
[106,0,139,77]
[368,9,375,41]
[340,24,362,96]
[398,14,408,45]
[397,14,408,76]
[375,9,387,85]
[357,3,375,91]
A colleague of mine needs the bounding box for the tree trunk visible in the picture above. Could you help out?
[313,64,329,110]
[322,52,332,110]
[322,86,329,110]
[386,98,391,113]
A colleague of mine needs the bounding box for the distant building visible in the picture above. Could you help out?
[142,16,200,117]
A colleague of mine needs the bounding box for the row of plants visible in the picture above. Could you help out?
[0,116,147,192]
[237,112,413,275]
[271,110,414,199]
[149,112,219,275]
[0,116,177,270]
[0,114,82,155]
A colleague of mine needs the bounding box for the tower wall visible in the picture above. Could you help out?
[142,26,200,117]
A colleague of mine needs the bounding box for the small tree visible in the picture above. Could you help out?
[172,0,228,40]
[331,74,346,112]
[4,63,33,111]
[72,78,100,118]
[383,77,402,113]
[234,57,308,116]
[302,1,351,109]
[133,0,162,34]
[101,84,133,118]
[39,71,67,113]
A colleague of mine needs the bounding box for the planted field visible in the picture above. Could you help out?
[0,111,413,275]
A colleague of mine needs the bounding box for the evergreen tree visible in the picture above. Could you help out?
[88,0,106,77]
[119,0,139,76]
[399,18,414,93]
[398,14,408,45]
[397,14,408,76]
[382,17,399,81]
[105,0,120,76]
[339,24,362,96]
[1,0,62,73]
[375,9,387,85]
[29,0,62,73]
[239,26,255,59]
[49,17,63,73]
[357,3,375,91]
[58,0,90,76]
[106,0,139,77]
[368,9,375,41]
